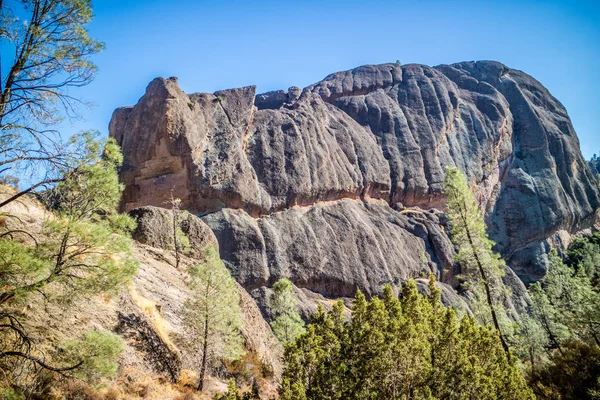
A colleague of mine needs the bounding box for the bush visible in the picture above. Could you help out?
[0,388,25,400]
[280,279,534,399]
[529,341,600,400]
[59,330,124,385]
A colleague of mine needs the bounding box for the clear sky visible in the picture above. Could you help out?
[64,0,599,158]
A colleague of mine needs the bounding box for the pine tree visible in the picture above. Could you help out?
[0,132,137,381]
[270,278,304,344]
[529,340,600,399]
[181,245,244,392]
[59,330,124,385]
[591,155,600,176]
[512,314,549,374]
[533,251,600,347]
[515,246,600,398]
[280,277,533,399]
[566,232,600,287]
[166,195,190,269]
[443,166,510,354]
[0,132,137,306]
[0,0,105,208]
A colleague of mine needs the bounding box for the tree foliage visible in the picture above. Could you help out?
[526,252,600,353]
[516,235,600,399]
[566,232,600,287]
[590,155,600,177]
[270,278,304,344]
[0,132,137,306]
[280,278,533,400]
[529,340,600,400]
[443,166,511,353]
[0,0,104,203]
[58,330,124,385]
[212,378,261,400]
[0,133,136,382]
[181,244,244,391]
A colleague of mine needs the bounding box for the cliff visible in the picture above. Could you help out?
[109,60,600,302]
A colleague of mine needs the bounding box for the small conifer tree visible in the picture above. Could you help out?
[59,330,124,385]
[0,132,138,306]
[443,166,510,353]
[166,195,190,269]
[270,278,304,344]
[181,245,244,392]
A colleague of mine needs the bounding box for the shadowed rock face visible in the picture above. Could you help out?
[201,200,454,298]
[110,60,599,292]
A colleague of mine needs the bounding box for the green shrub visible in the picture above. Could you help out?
[60,330,124,385]
[529,341,600,400]
[280,278,534,399]
[0,388,25,400]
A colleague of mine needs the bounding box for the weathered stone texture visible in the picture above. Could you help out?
[202,200,454,298]
[110,60,599,291]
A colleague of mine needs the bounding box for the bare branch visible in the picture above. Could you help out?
[0,177,63,209]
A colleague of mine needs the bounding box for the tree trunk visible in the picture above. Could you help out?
[456,199,509,355]
[529,346,535,374]
[465,225,510,355]
[198,314,209,391]
[0,178,63,209]
[172,209,180,268]
[539,312,563,355]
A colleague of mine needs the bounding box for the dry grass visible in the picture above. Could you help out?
[128,287,178,352]
[114,367,223,400]
[48,368,203,399]
[173,391,200,400]
[49,380,104,400]
[46,367,207,400]
[176,369,198,391]
[116,367,186,399]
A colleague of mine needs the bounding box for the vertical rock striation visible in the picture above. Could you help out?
[110,60,599,296]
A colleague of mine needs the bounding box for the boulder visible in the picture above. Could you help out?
[130,205,216,253]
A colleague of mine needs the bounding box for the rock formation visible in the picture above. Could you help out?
[110,60,599,301]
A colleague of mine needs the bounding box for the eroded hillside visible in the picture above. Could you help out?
[0,187,282,399]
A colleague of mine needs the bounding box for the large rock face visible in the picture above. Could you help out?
[202,200,454,297]
[110,60,599,294]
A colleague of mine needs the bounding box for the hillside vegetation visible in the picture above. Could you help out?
[2,1,600,399]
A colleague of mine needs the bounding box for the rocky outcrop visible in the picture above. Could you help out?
[110,60,599,293]
[127,205,284,375]
[130,205,216,254]
[116,311,181,383]
[438,62,599,283]
[201,199,453,297]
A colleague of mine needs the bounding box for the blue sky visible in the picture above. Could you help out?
[64,0,599,158]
